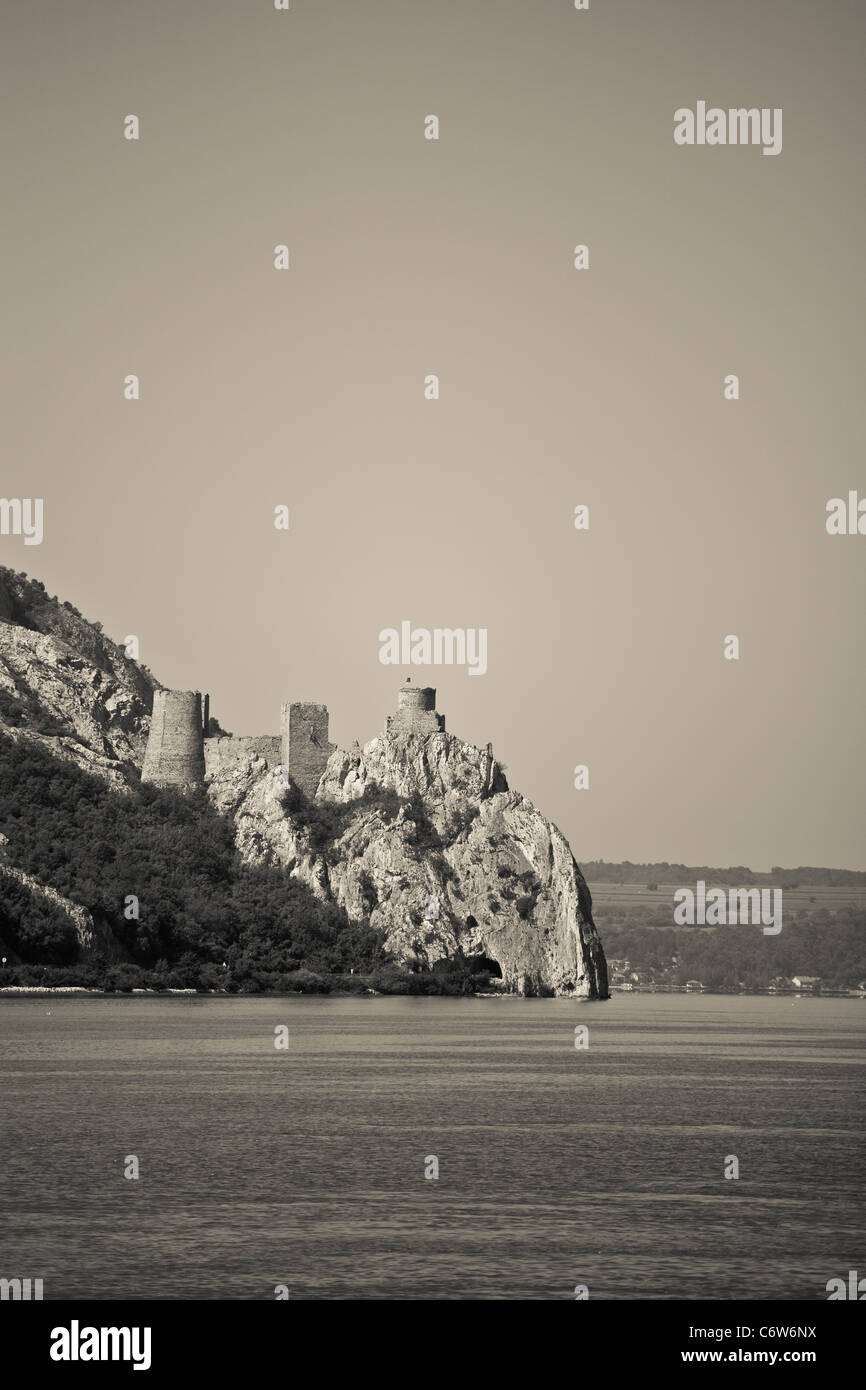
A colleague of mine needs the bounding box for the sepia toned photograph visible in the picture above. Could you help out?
[0,0,863,1364]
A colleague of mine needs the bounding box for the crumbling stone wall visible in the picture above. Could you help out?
[204,735,281,775]
[141,689,206,787]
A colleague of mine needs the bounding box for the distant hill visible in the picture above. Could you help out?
[584,867,866,992]
[582,860,866,887]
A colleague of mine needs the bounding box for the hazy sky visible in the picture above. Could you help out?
[2,0,864,870]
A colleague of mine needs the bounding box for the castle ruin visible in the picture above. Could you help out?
[141,679,447,794]
[386,679,445,736]
[141,691,334,797]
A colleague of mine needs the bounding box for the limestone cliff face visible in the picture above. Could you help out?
[0,568,156,783]
[208,730,608,999]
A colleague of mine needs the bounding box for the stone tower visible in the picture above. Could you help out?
[386,678,445,736]
[280,701,330,797]
[141,689,207,788]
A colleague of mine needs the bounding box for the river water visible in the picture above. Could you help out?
[0,993,862,1299]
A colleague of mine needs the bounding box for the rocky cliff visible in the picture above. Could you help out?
[0,569,156,783]
[208,731,608,998]
[0,567,608,997]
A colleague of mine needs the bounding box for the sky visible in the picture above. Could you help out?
[1,0,864,870]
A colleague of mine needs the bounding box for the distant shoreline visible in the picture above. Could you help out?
[1,985,863,1000]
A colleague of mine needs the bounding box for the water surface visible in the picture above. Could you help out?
[0,993,862,1299]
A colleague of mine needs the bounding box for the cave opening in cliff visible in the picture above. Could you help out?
[467,953,502,979]
[462,918,502,980]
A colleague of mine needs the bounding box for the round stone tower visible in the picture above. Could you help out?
[141,690,206,788]
[387,678,445,736]
[397,683,437,715]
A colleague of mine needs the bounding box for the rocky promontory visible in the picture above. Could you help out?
[209,729,607,998]
[0,567,608,998]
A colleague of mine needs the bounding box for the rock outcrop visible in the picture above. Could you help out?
[0,568,157,783]
[0,827,125,961]
[208,730,608,999]
[0,861,95,953]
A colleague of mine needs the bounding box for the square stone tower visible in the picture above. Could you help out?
[280,702,330,797]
